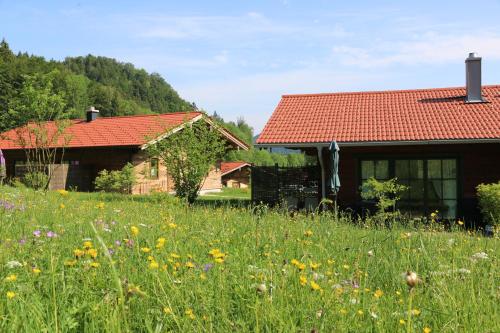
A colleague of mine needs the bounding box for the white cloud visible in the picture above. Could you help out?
[333,33,500,68]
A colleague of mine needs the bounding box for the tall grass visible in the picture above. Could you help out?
[0,186,498,332]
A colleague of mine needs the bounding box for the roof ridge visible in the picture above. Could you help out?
[281,84,500,98]
[72,111,202,122]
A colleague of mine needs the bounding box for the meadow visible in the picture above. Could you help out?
[0,185,498,332]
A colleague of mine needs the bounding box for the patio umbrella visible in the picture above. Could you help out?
[329,141,340,195]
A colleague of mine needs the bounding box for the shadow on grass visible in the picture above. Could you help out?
[194,197,251,209]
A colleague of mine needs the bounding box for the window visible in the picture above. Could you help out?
[360,158,458,218]
[149,158,159,179]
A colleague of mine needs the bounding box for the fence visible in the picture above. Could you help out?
[251,164,320,210]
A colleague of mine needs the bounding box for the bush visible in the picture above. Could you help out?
[477,182,500,225]
[361,177,408,223]
[94,163,136,194]
[22,171,49,190]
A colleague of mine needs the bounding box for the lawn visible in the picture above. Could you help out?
[0,185,498,332]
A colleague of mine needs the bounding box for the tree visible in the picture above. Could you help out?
[146,119,226,203]
[6,70,71,190]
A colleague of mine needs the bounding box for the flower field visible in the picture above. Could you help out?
[0,186,498,332]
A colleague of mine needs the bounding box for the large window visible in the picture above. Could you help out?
[360,158,458,218]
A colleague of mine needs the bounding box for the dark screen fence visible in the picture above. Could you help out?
[251,164,320,210]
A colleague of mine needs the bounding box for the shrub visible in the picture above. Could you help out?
[476,182,500,225]
[94,163,136,194]
[22,171,49,190]
[361,177,408,222]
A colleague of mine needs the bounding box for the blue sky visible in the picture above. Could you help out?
[2,0,500,132]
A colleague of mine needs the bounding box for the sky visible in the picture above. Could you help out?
[1,0,500,132]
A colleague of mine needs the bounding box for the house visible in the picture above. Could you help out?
[221,161,251,188]
[256,53,500,221]
[0,110,249,194]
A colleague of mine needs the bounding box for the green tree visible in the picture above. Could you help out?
[146,119,226,203]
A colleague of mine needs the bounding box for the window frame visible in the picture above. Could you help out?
[149,158,159,180]
[357,155,462,218]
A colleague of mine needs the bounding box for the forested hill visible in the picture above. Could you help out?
[0,39,192,131]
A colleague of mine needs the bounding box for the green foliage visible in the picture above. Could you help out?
[361,177,408,221]
[94,163,136,194]
[477,182,500,225]
[22,171,49,190]
[147,120,226,203]
[0,40,191,131]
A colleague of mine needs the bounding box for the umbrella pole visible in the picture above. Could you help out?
[317,146,326,211]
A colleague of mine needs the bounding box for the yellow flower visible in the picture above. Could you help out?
[411,309,421,316]
[73,248,85,258]
[297,262,306,271]
[291,259,300,266]
[90,262,100,268]
[343,264,350,270]
[310,281,321,291]
[185,261,195,269]
[457,220,464,225]
[96,202,105,209]
[6,291,16,299]
[357,310,364,316]
[374,289,384,298]
[57,189,69,196]
[168,222,178,229]
[141,247,151,253]
[399,319,406,325]
[214,258,224,264]
[170,253,181,259]
[304,230,313,237]
[309,262,321,270]
[32,268,41,275]
[149,261,159,269]
[4,274,17,282]
[299,275,308,286]
[423,327,432,333]
[156,237,166,248]
[130,226,139,236]
[83,241,93,249]
[327,259,335,265]
[86,248,98,259]
[59,203,65,209]
[163,307,173,315]
[64,259,77,267]
[185,308,195,320]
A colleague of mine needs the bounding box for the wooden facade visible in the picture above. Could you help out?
[1,147,222,194]
[222,166,250,189]
[317,142,500,222]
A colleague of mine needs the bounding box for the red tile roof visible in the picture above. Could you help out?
[221,161,251,176]
[0,112,203,150]
[256,85,500,145]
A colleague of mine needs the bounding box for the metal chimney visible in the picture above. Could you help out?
[86,106,99,122]
[465,52,483,103]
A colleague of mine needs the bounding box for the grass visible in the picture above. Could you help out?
[0,185,498,332]
[201,187,251,200]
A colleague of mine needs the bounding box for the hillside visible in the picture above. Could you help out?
[0,39,192,131]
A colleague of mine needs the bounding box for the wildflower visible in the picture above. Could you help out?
[168,222,177,229]
[404,271,422,288]
[141,247,151,253]
[83,241,93,249]
[46,231,57,238]
[310,281,321,291]
[367,250,374,257]
[64,259,77,267]
[256,283,267,293]
[86,248,98,259]
[299,275,308,286]
[214,258,224,264]
[6,291,15,299]
[411,309,421,316]
[374,289,384,298]
[309,262,321,270]
[90,262,100,268]
[156,237,166,249]
[4,274,17,282]
[96,202,105,209]
[399,319,406,325]
[296,262,306,271]
[327,259,335,265]
[59,203,65,209]
[73,249,85,258]
[343,264,350,270]
[163,307,173,315]
[357,310,364,316]
[32,268,41,275]
[149,261,159,269]
[457,220,464,226]
[185,308,195,320]
[471,252,488,261]
[130,226,139,236]
[304,230,313,237]
[33,230,41,238]
[203,263,213,272]
[5,260,22,269]
[185,261,195,269]
[57,189,69,196]
[170,253,181,259]
[423,327,432,333]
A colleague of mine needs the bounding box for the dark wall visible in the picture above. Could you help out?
[323,143,500,222]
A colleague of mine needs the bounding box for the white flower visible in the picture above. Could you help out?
[6,260,23,269]
[256,283,267,293]
[367,250,374,257]
[350,298,359,304]
[370,312,378,319]
[471,252,488,261]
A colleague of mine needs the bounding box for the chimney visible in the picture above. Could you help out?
[465,52,483,103]
[86,106,99,122]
